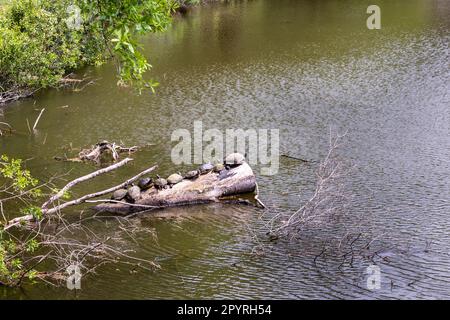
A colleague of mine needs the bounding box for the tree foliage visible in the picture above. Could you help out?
[0,155,42,286]
[0,0,177,95]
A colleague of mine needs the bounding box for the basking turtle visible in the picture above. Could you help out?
[111,189,127,201]
[126,186,141,202]
[224,153,245,167]
[167,173,183,185]
[184,170,199,180]
[97,140,109,147]
[198,163,214,175]
[138,177,152,190]
[213,163,225,173]
[154,175,168,190]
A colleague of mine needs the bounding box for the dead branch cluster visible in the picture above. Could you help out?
[55,140,140,164]
[270,130,352,239]
[1,158,159,287]
[0,86,36,105]
[58,74,97,92]
[0,74,95,106]
[256,131,398,275]
[2,210,159,287]
[4,158,157,230]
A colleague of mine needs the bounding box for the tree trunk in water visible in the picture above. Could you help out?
[94,162,257,214]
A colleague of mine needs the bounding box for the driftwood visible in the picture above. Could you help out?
[32,108,45,131]
[0,87,38,105]
[94,162,257,214]
[54,141,140,164]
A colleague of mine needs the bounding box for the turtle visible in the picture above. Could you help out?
[167,173,183,185]
[213,163,225,173]
[198,163,214,175]
[138,177,152,190]
[97,140,109,147]
[154,175,168,190]
[111,189,127,201]
[224,153,245,167]
[126,186,141,202]
[184,170,199,179]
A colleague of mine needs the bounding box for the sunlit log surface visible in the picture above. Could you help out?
[94,162,257,214]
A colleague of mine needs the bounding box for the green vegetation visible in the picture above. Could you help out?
[178,0,201,5]
[0,154,160,287]
[0,155,43,286]
[0,0,177,101]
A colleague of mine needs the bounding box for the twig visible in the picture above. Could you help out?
[0,122,12,136]
[32,108,45,131]
[254,181,266,208]
[26,118,31,134]
[281,154,309,162]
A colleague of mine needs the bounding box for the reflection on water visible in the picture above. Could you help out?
[1,0,450,299]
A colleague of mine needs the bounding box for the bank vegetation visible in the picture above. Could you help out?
[0,0,203,104]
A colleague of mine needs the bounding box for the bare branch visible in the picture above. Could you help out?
[41,157,134,210]
[44,164,157,215]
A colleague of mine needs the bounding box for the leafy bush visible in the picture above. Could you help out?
[0,154,42,286]
[0,0,176,95]
[0,0,98,90]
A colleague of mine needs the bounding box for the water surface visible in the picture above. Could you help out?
[1,0,449,299]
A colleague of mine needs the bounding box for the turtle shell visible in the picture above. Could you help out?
[167,173,183,185]
[111,189,127,200]
[138,177,152,190]
[184,170,199,179]
[224,153,245,166]
[213,163,225,172]
[154,177,168,189]
[198,163,214,174]
[126,186,141,202]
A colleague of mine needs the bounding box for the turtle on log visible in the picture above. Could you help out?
[154,175,168,190]
[167,173,183,185]
[198,163,214,175]
[184,170,199,180]
[126,186,141,203]
[138,177,152,190]
[224,153,245,167]
[111,189,127,201]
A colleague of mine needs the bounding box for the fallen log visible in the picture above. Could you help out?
[94,162,257,214]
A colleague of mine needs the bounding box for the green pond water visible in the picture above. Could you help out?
[1,0,449,299]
